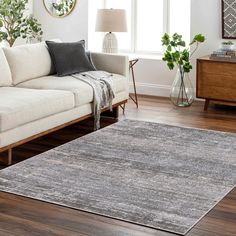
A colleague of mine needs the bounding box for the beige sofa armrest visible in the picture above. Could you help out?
[91,52,129,78]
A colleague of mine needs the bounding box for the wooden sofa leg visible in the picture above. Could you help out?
[113,106,119,119]
[8,149,12,166]
[102,106,120,119]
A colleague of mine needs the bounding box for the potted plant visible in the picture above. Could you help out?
[221,41,234,51]
[0,0,43,47]
[162,33,205,107]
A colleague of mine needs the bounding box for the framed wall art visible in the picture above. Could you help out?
[222,0,236,39]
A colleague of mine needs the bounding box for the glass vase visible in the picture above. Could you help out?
[170,66,194,107]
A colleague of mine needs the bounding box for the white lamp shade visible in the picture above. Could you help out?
[95,9,127,33]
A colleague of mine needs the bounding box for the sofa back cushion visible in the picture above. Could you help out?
[0,48,12,86]
[3,42,53,85]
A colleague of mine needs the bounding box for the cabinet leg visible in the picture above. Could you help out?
[8,149,12,166]
[204,99,210,111]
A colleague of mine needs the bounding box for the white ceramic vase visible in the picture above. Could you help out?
[102,32,118,54]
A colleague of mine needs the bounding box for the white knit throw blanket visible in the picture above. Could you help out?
[72,71,115,130]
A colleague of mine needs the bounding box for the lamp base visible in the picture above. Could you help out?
[102,32,118,53]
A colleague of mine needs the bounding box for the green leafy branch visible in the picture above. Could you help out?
[162,33,205,73]
[0,0,43,47]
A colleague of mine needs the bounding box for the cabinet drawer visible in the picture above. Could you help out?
[199,60,236,77]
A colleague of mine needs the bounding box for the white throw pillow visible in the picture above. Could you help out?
[0,48,12,86]
[3,42,54,85]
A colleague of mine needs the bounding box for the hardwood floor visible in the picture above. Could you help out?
[0,96,236,236]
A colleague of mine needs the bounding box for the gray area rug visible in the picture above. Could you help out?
[0,120,236,235]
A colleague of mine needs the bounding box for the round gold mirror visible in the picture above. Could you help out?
[43,0,76,18]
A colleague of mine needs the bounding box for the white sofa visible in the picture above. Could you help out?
[0,42,129,165]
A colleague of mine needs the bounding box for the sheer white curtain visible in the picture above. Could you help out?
[136,0,164,53]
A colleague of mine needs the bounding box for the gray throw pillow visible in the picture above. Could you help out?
[46,40,96,77]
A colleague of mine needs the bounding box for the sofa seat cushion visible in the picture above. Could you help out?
[0,87,75,132]
[17,74,128,107]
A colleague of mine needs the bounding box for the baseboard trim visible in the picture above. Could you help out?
[129,82,171,97]
[129,82,201,100]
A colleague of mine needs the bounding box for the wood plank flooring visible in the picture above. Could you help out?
[0,96,236,236]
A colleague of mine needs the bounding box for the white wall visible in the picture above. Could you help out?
[191,0,224,59]
[130,57,175,97]
[134,0,227,96]
[28,0,33,15]
[33,0,232,97]
[33,0,88,44]
[189,0,223,90]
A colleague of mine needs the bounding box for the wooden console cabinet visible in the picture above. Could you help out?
[197,57,236,110]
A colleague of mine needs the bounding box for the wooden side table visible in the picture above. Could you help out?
[197,56,236,111]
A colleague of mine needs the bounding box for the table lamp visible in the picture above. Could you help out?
[95,9,127,53]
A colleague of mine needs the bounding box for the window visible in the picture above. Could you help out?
[136,0,164,52]
[88,0,191,55]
